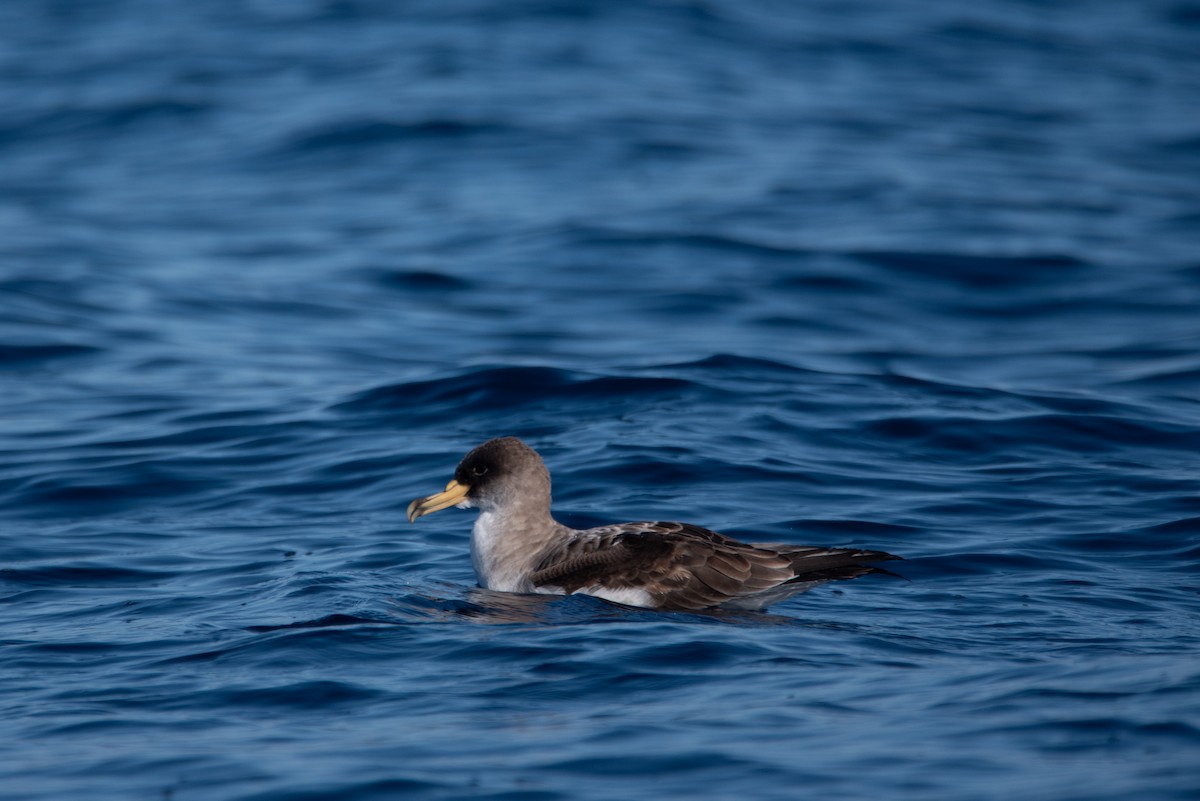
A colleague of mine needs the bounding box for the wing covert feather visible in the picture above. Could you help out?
[528,521,900,611]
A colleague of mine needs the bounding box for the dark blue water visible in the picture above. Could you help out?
[3,1,1200,799]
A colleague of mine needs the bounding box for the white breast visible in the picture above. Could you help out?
[470,512,536,593]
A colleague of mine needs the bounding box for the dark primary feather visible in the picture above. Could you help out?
[530,521,901,611]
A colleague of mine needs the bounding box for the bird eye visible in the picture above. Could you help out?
[472,465,489,477]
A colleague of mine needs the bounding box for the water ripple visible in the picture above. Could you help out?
[1,1,1198,800]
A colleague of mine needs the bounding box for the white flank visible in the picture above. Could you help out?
[577,585,655,608]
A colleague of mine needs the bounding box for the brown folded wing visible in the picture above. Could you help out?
[530,521,900,611]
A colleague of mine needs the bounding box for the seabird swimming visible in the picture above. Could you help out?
[406,437,901,611]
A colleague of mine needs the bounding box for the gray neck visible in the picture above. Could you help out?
[469,488,564,593]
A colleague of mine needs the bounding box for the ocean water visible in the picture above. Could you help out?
[2,1,1199,799]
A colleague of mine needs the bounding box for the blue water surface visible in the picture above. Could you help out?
[2,1,1199,799]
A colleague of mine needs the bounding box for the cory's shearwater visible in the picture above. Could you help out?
[407,437,901,611]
